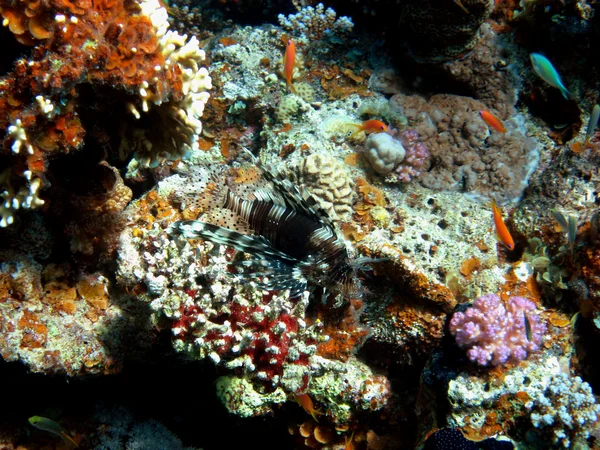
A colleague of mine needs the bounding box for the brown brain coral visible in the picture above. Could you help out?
[390,93,538,202]
[288,152,355,222]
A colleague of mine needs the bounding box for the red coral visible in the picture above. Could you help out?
[173,290,315,382]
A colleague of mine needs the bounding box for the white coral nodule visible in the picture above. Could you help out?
[364,133,406,174]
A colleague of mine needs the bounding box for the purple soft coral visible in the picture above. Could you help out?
[396,129,430,182]
[449,294,546,366]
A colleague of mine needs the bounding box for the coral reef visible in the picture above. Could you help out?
[445,354,565,443]
[0,0,211,228]
[437,24,521,117]
[116,165,390,422]
[2,0,600,448]
[0,251,145,375]
[530,372,600,448]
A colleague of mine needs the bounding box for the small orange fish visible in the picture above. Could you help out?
[283,38,296,94]
[348,119,388,138]
[479,110,506,133]
[491,198,514,250]
[345,432,355,450]
[295,393,320,422]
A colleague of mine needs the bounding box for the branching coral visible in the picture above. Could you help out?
[449,294,546,366]
[278,2,353,41]
[393,129,430,183]
[530,373,600,448]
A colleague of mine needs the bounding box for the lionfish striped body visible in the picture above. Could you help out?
[172,154,355,297]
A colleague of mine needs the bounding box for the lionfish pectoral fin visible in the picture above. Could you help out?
[176,167,230,211]
[172,220,299,265]
[203,209,255,235]
[231,260,307,295]
[351,257,391,272]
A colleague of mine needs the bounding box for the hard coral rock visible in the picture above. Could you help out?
[400,0,495,61]
[289,152,355,222]
[357,186,503,307]
[439,24,520,117]
[0,254,130,375]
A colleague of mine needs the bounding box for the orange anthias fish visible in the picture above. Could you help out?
[348,119,388,138]
[491,198,514,250]
[479,110,506,133]
[295,393,320,422]
[345,432,355,450]
[283,38,296,94]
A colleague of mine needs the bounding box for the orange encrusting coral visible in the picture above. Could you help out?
[308,62,373,100]
[316,297,370,362]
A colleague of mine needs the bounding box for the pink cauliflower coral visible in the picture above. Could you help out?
[449,294,546,366]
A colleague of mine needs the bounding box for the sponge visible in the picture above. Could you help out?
[364,133,405,174]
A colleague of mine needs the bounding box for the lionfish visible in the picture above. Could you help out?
[171,153,362,300]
